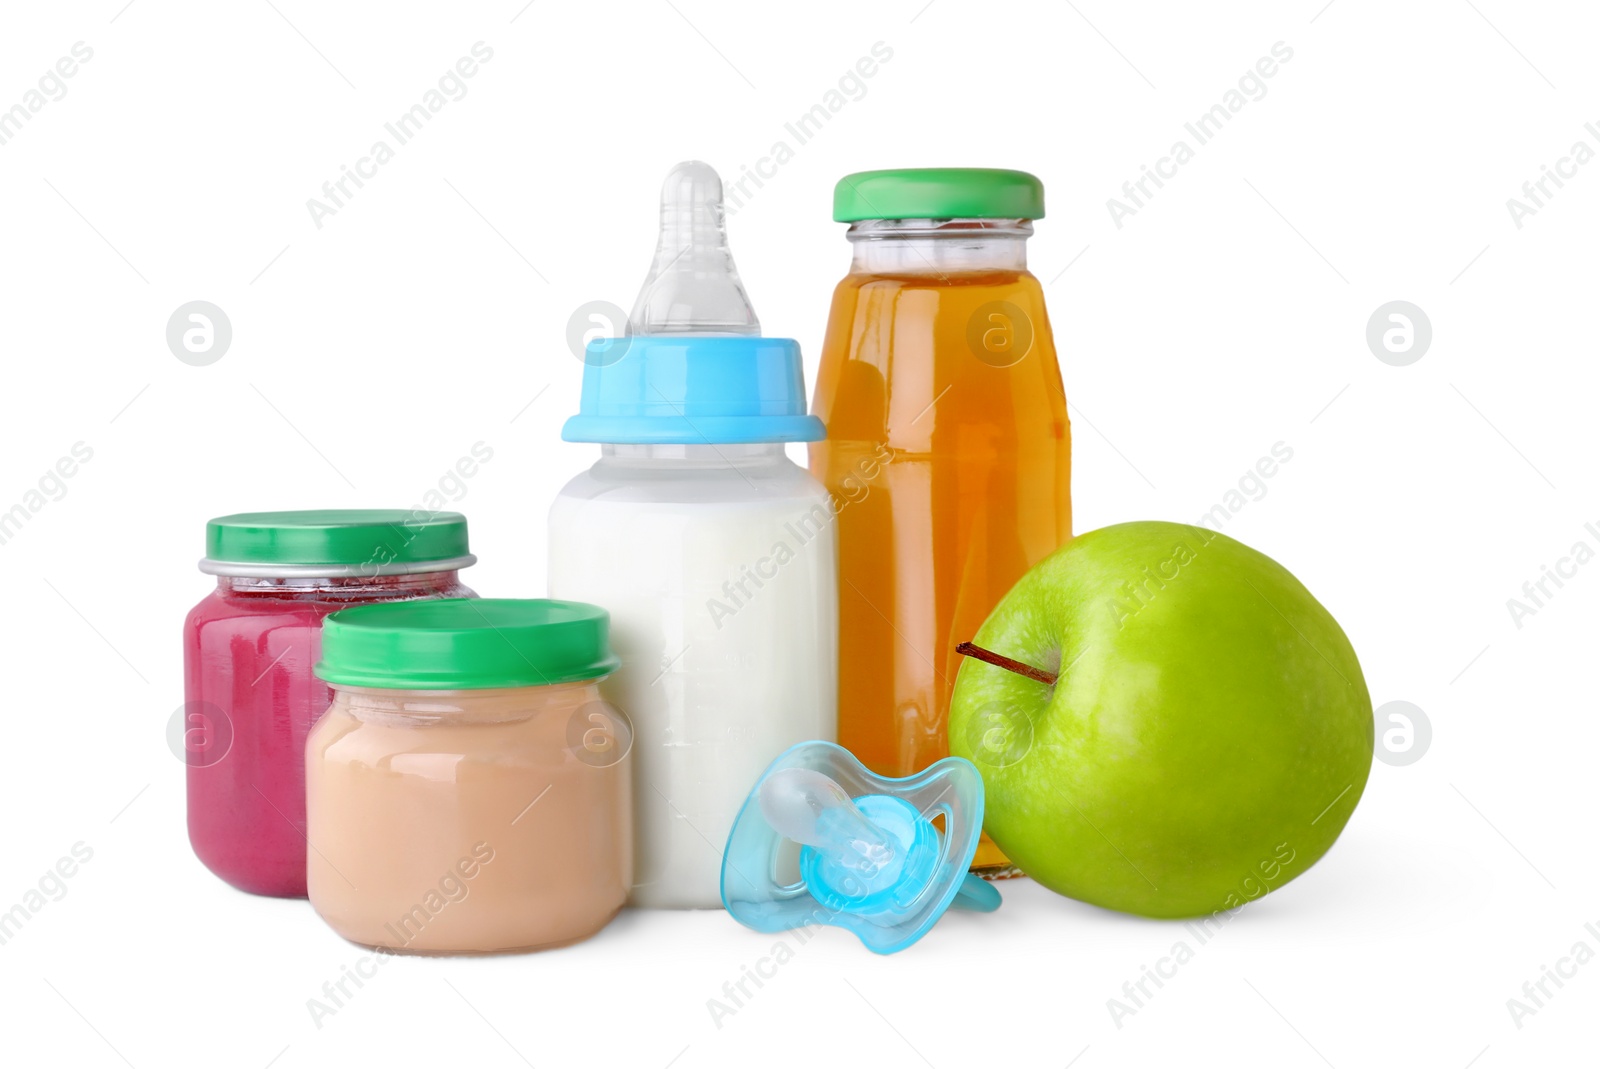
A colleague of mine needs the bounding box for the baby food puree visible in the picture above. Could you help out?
[307,599,630,954]
[184,510,476,897]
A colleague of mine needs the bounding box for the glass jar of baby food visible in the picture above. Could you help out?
[183,510,476,897]
[307,598,632,954]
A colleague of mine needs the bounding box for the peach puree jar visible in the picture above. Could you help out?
[307,598,632,954]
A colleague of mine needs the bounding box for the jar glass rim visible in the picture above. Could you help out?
[199,554,477,578]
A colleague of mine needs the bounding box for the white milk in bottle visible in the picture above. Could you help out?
[549,161,838,909]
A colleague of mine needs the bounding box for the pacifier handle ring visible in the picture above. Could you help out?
[953,873,1002,912]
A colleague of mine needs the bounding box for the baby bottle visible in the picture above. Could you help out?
[809,169,1072,876]
[549,161,838,909]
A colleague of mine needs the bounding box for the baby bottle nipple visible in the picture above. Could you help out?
[629,161,761,336]
[758,768,903,898]
[562,160,823,448]
[723,741,1001,954]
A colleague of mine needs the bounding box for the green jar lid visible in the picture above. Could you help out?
[201,509,474,577]
[316,598,620,689]
[833,168,1045,222]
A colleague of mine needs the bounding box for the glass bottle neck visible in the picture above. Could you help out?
[848,218,1031,274]
[331,683,585,725]
[218,570,462,598]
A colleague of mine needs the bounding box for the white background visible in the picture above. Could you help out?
[0,1,1595,1066]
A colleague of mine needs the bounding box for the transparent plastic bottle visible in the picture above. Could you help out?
[549,162,838,908]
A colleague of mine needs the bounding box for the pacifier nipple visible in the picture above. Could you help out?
[758,768,901,892]
[628,161,761,337]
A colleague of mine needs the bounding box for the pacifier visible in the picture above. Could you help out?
[721,741,1000,954]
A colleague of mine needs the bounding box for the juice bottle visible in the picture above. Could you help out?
[809,169,1071,875]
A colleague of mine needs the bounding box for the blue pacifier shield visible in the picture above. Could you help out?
[721,741,1000,954]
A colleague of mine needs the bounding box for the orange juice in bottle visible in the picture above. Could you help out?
[809,169,1071,875]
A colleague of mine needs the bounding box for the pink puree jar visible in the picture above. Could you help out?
[183,510,476,897]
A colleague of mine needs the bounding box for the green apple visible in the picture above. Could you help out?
[950,521,1372,918]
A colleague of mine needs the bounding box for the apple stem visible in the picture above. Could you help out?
[955,642,1058,687]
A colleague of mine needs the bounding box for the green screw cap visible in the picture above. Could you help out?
[833,168,1045,222]
[201,509,473,576]
[316,598,620,690]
